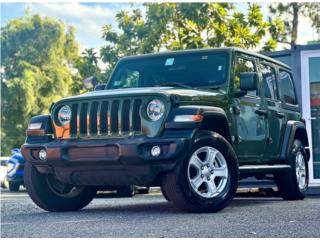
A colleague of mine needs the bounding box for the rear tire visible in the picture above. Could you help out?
[162,131,239,213]
[275,139,309,200]
[9,182,20,192]
[24,162,96,212]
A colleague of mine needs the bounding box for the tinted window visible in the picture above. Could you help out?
[234,57,257,96]
[279,69,297,105]
[260,63,277,100]
[108,52,229,89]
[112,69,139,88]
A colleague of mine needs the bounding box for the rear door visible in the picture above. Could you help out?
[233,54,267,164]
[258,61,285,162]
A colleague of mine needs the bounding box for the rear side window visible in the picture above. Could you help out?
[278,69,297,105]
[234,57,258,96]
[260,63,278,100]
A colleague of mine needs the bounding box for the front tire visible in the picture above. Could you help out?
[275,139,309,200]
[162,131,239,213]
[24,162,96,212]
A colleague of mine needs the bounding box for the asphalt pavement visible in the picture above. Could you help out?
[1,188,320,238]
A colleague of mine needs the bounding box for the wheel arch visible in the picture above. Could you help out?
[199,111,232,144]
[25,114,54,144]
[167,105,233,144]
[280,121,310,161]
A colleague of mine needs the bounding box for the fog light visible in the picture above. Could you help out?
[151,146,161,157]
[38,149,47,161]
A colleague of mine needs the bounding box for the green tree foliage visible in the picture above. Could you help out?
[73,48,101,93]
[76,48,100,78]
[1,14,79,155]
[100,3,285,77]
[269,3,320,48]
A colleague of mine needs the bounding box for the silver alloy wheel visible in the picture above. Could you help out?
[188,146,228,198]
[295,151,307,190]
[46,175,84,198]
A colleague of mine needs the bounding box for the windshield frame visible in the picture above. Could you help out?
[106,49,232,91]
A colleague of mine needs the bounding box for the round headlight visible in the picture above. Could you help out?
[58,105,71,126]
[147,99,165,121]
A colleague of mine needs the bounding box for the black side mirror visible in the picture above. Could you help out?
[94,84,106,91]
[83,76,98,90]
[240,72,258,91]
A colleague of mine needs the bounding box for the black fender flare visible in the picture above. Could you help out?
[166,105,233,144]
[280,120,310,161]
[192,129,224,144]
[200,110,232,144]
[25,115,54,144]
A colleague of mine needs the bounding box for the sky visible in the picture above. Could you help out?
[1,2,132,51]
[1,2,319,53]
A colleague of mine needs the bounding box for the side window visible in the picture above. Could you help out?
[278,69,297,105]
[259,63,278,100]
[234,57,257,96]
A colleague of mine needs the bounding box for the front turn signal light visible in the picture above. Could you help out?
[28,122,42,130]
[174,114,203,122]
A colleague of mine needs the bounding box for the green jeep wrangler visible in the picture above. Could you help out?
[21,48,310,213]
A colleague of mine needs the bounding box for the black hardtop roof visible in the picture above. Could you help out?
[120,47,291,70]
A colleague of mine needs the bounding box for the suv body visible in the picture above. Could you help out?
[21,48,310,212]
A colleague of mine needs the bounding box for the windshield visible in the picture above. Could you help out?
[107,51,229,90]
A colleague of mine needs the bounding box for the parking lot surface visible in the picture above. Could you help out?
[1,189,320,238]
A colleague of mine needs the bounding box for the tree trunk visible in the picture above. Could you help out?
[290,3,299,48]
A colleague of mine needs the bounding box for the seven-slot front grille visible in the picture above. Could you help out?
[69,98,143,138]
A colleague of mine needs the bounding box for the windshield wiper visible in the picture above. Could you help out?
[157,82,192,89]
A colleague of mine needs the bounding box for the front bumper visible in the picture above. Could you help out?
[21,135,192,186]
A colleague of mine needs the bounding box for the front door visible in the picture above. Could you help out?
[233,55,267,164]
[301,50,320,185]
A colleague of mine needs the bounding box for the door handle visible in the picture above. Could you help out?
[255,109,268,117]
[276,112,285,118]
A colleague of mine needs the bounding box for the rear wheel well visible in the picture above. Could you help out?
[199,115,232,144]
[294,127,310,160]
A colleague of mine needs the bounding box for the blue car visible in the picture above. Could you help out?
[6,148,25,192]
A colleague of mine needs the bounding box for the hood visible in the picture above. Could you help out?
[60,87,227,104]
